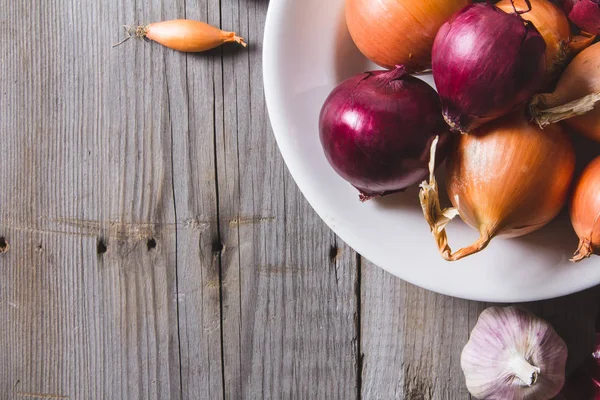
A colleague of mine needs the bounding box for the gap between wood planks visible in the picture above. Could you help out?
[355,253,364,399]
[155,3,365,398]
[163,31,185,400]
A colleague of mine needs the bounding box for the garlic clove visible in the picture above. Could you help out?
[461,306,567,400]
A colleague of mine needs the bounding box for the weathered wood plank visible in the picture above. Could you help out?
[215,0,360,398]
[168,0,225,398]
[0,0,195,398]
[361,261,472,399]
[361,259,600,399]
[7,1,600,399]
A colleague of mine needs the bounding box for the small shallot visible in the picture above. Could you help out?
[114,19,247,52]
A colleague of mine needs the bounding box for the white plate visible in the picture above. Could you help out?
[262,0,600,302]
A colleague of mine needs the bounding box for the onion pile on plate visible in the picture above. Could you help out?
[319,0,600,262]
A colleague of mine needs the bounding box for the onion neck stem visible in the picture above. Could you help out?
[377,65,407,84]
[508,354,540,387]
[419,137,493,262]
[530,92,600,129]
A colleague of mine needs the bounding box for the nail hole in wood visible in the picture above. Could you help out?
[147,238,157,251]
[329,245,340,262]
[0,237,8,253]
[212,241,224,254]
[97,238,107,255]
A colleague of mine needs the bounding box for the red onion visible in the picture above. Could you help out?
[432,3,546,132]
[562,0,600,35]
[319,66,451,201]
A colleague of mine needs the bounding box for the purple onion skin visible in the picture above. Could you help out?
[319,67,451,200]
[563,0,600,35]
[432,3,546,133]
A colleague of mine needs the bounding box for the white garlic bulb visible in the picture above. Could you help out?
[461,306,567,400]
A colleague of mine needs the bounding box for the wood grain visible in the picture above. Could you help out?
[360,260,600,399]
[0,0,185,398]
[214,0,360,398]
[2,0,600,399]
[168,0,224,398]
[361,261,473,399]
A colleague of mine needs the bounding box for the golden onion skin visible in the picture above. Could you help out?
[447,111,575,241]
[496,0,572,83]
[570,156,600,261]
[345,0,471,71]
[533,43,600,142]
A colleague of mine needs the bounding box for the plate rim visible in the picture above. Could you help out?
[261,0,600,303]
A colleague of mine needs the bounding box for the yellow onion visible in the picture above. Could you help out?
[531,42,600,141]
[570,157,600,262]
[420,110,575,261]
[345,0,471,72]
[496,0,594,85]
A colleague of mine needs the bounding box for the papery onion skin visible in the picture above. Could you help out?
[531,42,600,142]
[432,3,546,133]
[447,112,574,239]
[420,110,575,261]
[570,156,600,262]
[496,0,573,84]
[319,67,451,200]
[562,0,600,35]
[345,0,471,72]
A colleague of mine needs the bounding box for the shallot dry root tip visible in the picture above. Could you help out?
[571,238,594,262]
[134,25,149,38]
[112,25,133,48]
[112,24,149,48]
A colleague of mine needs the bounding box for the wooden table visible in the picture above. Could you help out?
[1,1,599,399]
